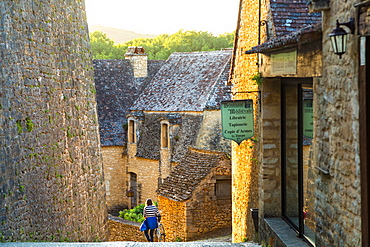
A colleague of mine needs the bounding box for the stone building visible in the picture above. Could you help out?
[127,50,232,207]
[94,49,232,216]
[230,0,370,246]
[93,48,164,214]
[157,147,232,242]
[0,0,107,242]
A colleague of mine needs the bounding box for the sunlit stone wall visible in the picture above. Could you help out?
[229,0,261,242]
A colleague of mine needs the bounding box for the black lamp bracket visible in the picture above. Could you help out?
[337,18,355,34]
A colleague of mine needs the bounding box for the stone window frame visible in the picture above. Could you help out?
[127,117,137,144]
[160,120,170,149]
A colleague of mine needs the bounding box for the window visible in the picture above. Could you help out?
[128,119,136,143]
[161,122,169,148]
[216,179,231,199]
[281,80,315,245]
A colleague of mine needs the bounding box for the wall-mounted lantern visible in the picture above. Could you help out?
[329,18,355,59]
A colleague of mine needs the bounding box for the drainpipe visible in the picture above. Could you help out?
[258,0,261,45]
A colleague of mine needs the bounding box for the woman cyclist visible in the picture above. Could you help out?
[143,198,160,242]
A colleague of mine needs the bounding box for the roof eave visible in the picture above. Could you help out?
[245,23,322,55]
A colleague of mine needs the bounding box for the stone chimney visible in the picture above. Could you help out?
[124,46,148,78]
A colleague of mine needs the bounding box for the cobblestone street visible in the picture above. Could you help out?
[1,242,261,247]
[1,228,262,247]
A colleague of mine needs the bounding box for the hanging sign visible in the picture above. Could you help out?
[303,99,313,139]
[221,100,254,145]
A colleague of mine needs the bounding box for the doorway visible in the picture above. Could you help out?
[129,172,138,208]
[281,79,315,246]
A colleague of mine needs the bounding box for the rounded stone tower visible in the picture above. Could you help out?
[0,0,107,242]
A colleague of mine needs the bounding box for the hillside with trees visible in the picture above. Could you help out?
[89,25,156,43]
[90,30,235,60]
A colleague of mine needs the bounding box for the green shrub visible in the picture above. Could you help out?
[119,202,159,223]
[119,204,145,223]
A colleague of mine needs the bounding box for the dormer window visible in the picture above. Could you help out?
[128,119,136,143]
[161,122,169,148]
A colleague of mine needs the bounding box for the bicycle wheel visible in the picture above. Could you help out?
[157,223,166,242]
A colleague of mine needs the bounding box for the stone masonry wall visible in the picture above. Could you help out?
[157,195,186,242]
[230,0,260,242]
[259,78,281,218]
[0,0,107,242]
[102,146,128,214]
[195,110,231,153]
[127,150,159,205]
[184,162,232,241]
[314,1,361,246]
[108,215,146,242]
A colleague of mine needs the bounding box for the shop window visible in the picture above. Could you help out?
[281,80,315,245]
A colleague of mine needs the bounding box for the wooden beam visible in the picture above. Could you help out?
[359,36,370,247]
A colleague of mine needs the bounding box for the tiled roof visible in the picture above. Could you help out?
[205,60,232,110]
[245,22,322,54]
[94,59,165,146]
[270,0,321,37]
[130,50,232,112]
[157,147,230,202]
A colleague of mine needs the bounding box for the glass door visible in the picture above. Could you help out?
[282,81,315,246]
[282,83,300,228]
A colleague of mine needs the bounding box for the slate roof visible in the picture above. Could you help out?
[130,50,232,112]
[245,22,322,54]
[94,59,165,146]
[157,147,230,202]
[244,0,322,54]
[270,0,321,37]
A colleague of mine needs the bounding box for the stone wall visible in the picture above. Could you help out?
[160,148,171,179]
[259,78,281,218]
[195,110,231,153]
[102,146,128,214]
[0,0,107,242]
[127,153,159,205]
[313,1,361,246]
[157,196,186,242]
[185,163,232,241]
[108,215,146,242]
[259,41,322,78]
[158,155,232,242]
[229,0,261,242]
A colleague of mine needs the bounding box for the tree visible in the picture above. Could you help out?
[90,30,235,60]
[90,31,125,59]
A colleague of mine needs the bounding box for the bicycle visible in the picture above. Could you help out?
[155,217,166,242]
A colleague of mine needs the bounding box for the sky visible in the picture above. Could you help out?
[84,0,240,35]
